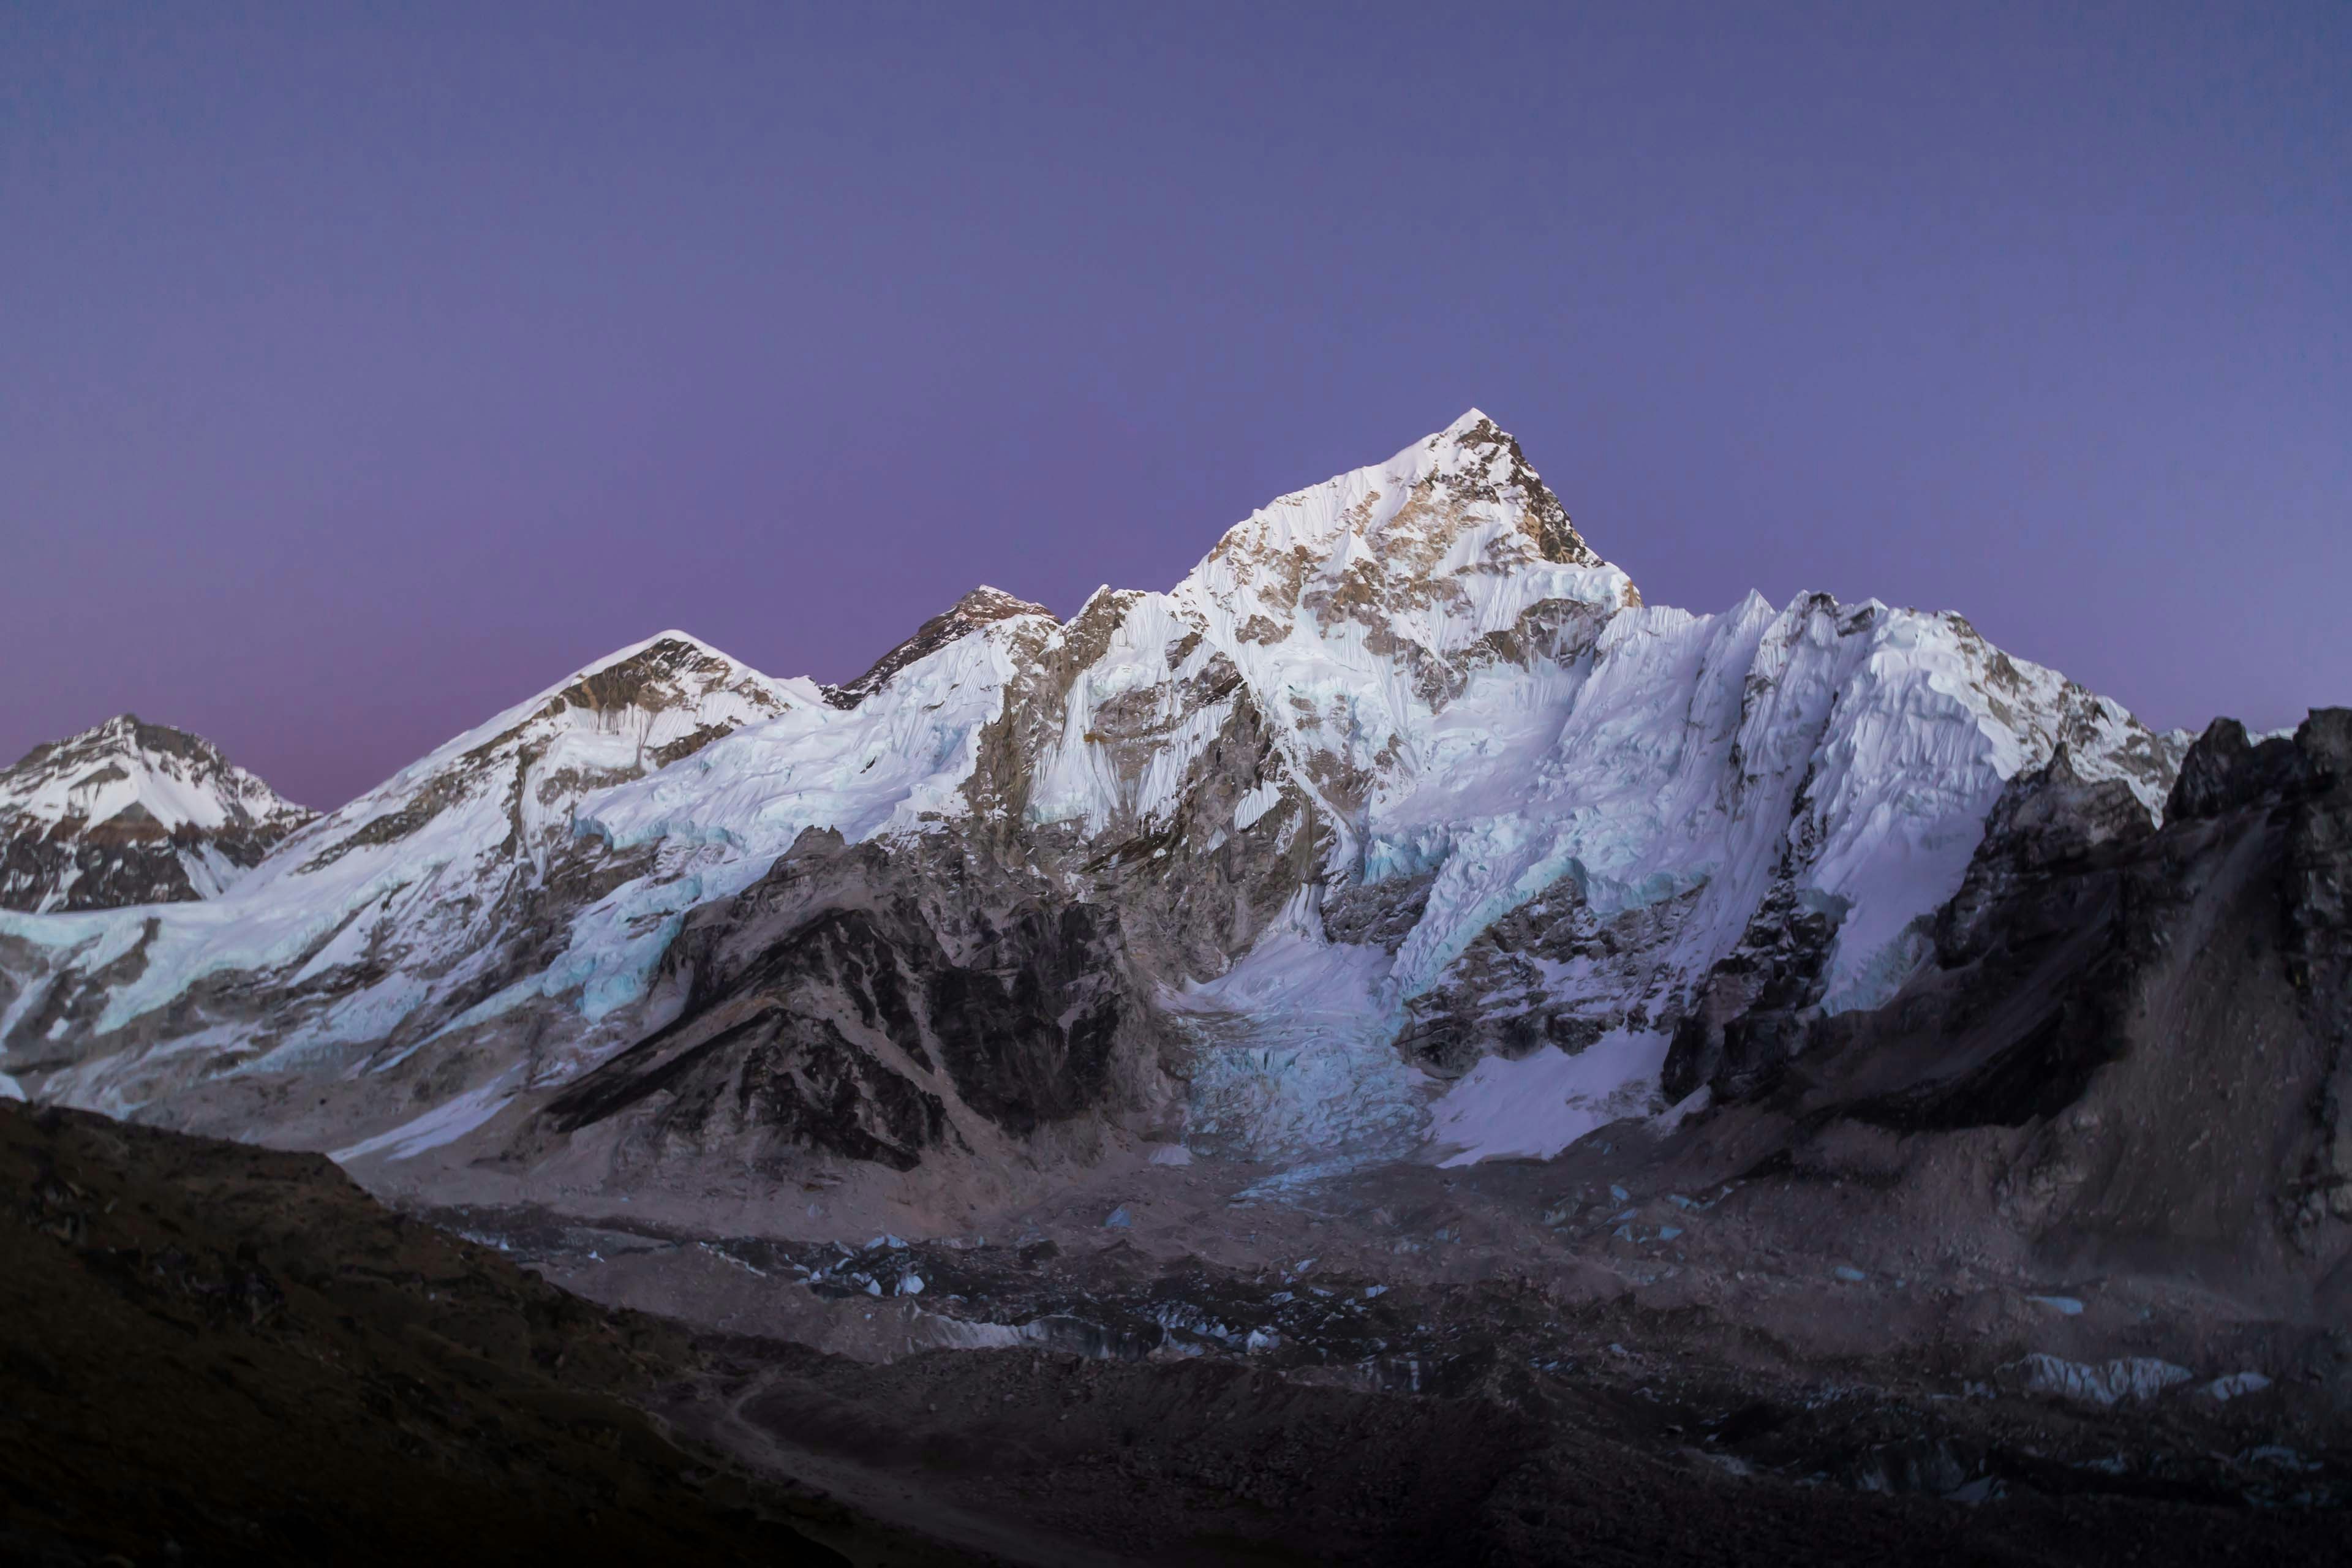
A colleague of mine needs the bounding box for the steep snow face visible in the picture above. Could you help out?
[1001,417,2179,1164]
[1398,590,2178,1022]
[0,717,314,911]
[0,413,2188,1179]
[1023,411,1638,848]
[823,586,1051,710]
[1403,593,2184,1163]
[0,633,813,1101]
[544,606,1060,1050]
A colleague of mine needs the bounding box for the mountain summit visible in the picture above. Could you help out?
[4,368,2342,1566]
[0,715,312,911]
[0,413,2198,1189]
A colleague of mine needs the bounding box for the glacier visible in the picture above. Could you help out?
[0,410,2185,1180]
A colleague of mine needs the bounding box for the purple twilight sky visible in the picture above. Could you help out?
[3,2,2346,809]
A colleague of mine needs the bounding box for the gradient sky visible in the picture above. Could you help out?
[4,2,2346,809]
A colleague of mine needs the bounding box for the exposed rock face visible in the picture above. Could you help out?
[1664,709,2352,1272]
[538,829,1151,1174]
[0,715,313,913]
[0,412,2207,1214]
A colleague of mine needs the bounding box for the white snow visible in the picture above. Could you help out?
[0,414,2183,1177]
[1425,1030,1672,1166]
[1230,781,1284,831]
[330,1074,520,1164]
[1164,889,1428,1164]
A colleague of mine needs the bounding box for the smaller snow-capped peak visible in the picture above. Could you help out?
[259,630,802,887]
[824,585,1055,709]
[0,715,314,911]
[380,630,800,783]
[569,627,725,678]
[0,715,309,838]
[558,628,774,690]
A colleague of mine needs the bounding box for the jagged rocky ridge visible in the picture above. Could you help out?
[1656,709,2352,1272]
[0,412,2214,1208]
[0,716,314,914]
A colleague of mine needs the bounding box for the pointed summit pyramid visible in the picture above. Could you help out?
[1425,409,1603,568]
[0,715,314,911]
[1172,411,1638,665]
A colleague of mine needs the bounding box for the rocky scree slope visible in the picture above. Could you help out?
[21,1099,2349,1568]
[0,715,313,913]
[0,1099,900,1566]
[0,413,2191,1216]
[1644,709,2352,1308]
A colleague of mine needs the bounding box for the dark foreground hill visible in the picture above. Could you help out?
[8,1098,2351,1567]
[0,1101,943,1567]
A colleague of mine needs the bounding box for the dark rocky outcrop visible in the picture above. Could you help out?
[0,1100,866,1565]
[537,829,1145,1172]
[1670,709,2352,1269]
[2168,715,2327,821]
[1404,880,1702,1077]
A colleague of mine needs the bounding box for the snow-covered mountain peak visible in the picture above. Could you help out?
[385,631,797,775]
[567,627,731,679]
[1,715,308,838]
[0,715,314,911]
[824,585,1055,710]
[0,412,2201,1191]
[1155,415,1637,713]
[1419,409,1604,568]
[205,628,809,911]
[530,631,796,740]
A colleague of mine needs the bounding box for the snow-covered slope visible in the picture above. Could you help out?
[0,413,2188,1188]
[0,633,810,1101]
[0,717,314,911]
[965,413,2180,1163]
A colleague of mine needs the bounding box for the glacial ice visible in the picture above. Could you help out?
[2013,1354,2195,1406]
[0,415,2183,1178]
